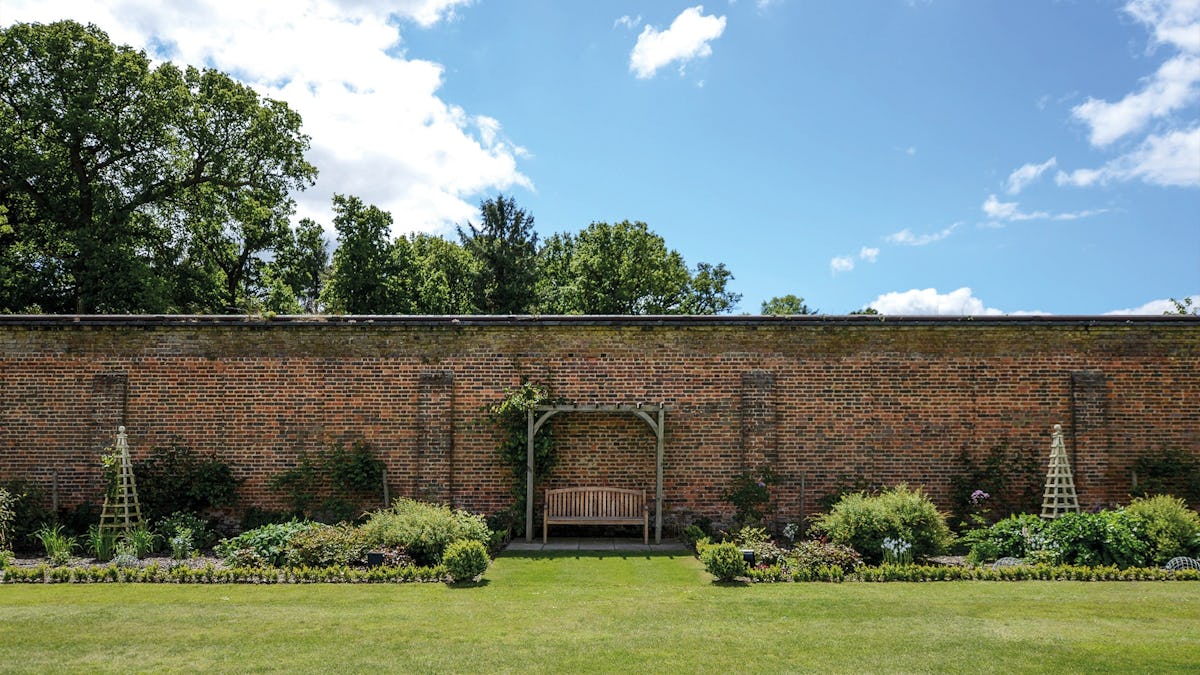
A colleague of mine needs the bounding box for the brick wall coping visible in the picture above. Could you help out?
[0,314,1196,328]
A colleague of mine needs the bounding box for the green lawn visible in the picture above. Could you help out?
[3,552,1199,673]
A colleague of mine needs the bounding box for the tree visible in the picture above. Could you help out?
[407,234,478,314]
[182,187,293,312]
[0,21,316,313]
[458,195,539,314]
[1166,297,1198,316]
[322,195,397,314]
[274,218,329,313]
[761,294,816,316]
[537,220,738,315]
[682,261,741,314]
[849,306,879,315]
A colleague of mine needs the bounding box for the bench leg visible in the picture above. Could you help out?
[543,519,547,545]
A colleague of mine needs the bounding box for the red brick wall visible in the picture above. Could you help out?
[1,316,1197,531]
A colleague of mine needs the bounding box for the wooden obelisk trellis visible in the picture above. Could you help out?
[98,426,143,534]
[1040,424,1079,519]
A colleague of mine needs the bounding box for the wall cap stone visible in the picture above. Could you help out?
[1,314,1196,329]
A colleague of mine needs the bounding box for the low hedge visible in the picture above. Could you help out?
[742,563,1200,583]
[1,562,446,584]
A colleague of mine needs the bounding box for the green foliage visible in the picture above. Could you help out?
[0,20,315,314]
[215,520,313,568]
[722,467,778,527]
[132,445,239,523]
[443,539,490,583]
[1124,495,1200,565]
[949,443,1042,528]
[682,524,707,551]
[156,510,217,550]
[458,194,540,314]
[0,548,12,569]
[812,485,953,564]
[1042,510,1148,568]
[86,526,117,562]
[536,220,739,314]
[962,513,1047,564]
[701,542,748,581]
[283,523,368,567]
[965,504,1199,569]
[269,441,384,521]
[761,294,815,315]
[169,528,195,560]
[122,524,157,558]
[488,382,560,533]
[322,194,400,313]
[784,541,863,574]
[0,487,14,551]
[1130,447,1200,505]
[1166,296,1197,315]
[273,217,330,313]
[33,524,77,566]
[358,498,491,567]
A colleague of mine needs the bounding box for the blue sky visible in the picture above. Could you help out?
[6,0,1199,314]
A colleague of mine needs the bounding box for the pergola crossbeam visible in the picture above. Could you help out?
[526,404,666,543]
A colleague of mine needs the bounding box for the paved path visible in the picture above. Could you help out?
[505,537,688,552]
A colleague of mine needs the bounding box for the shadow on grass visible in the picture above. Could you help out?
[445,579,492,589]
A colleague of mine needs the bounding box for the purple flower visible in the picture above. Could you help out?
[970,489,991,505]
[756,481,766,488]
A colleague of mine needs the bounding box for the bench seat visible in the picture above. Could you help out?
[543,487,648,544]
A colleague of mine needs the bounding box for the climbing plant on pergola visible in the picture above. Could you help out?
[526,404,666,543]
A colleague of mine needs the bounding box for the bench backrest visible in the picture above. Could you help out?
[545,487,645,519]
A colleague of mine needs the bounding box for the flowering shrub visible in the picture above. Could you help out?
[283,523,368,567]
[811,485,953,564]
[358,498,490,566]
[784,541,862,574]
[1124,495,1200,565]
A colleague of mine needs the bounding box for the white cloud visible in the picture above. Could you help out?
[1071,54,1200,147]
[614,15,642,30]
[982,194,1108,222]
[886,223,960,246]
[859,246,880,263]
[629,6,727,79]
[870,287,1006,316]
[1005,157,1058,194]
[1062,1,1200,188]
[1105,294,1200,314]
[830,256,855,274]
[1057,125,1200,188]
[2,0,527,235]
[1126,0,1200,53]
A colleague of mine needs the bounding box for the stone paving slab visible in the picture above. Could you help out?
[504,538,687,552]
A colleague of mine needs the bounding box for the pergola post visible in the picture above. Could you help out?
[526,408,535,543]
[655,406,664,544]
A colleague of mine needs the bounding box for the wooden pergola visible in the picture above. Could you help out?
[526,404,666,543]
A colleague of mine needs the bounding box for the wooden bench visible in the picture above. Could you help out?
[543,487,648,544]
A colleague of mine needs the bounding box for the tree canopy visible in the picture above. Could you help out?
[761,294,816,316]
[0,20,315,313]
[537,220,739,314]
